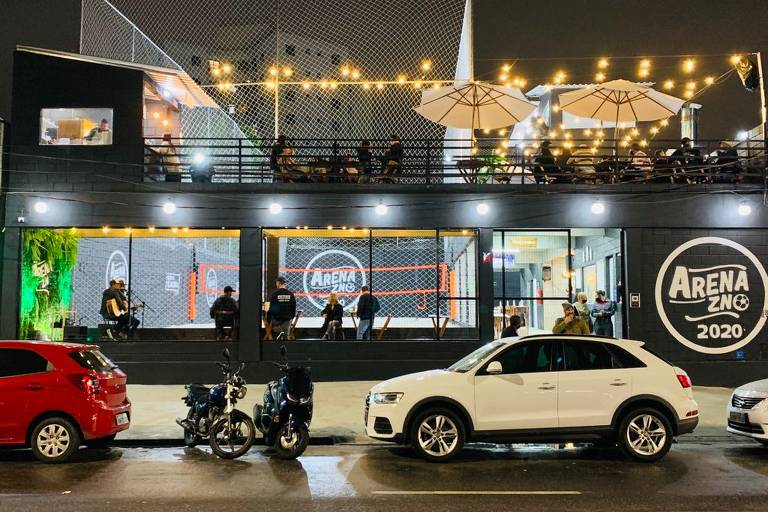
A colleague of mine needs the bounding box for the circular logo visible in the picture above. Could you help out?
[654,237,768,354]
[105,250,129,289]
[302,250,366,311]
[206,268,218,307]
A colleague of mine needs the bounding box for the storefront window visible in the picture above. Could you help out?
[19,228,240,341]
[39,108,114,145]
[262,228,478,341]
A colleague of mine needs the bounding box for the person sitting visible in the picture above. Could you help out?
[100,280,139,340]
[357,140,373,183]
[156,133,182,182]
[628,142,653,181]
[500,314,522,338]
[567,144,597,183]
[711,141,741,183]
[270,134,288,174]
[671,137,703,183]
[553,303,590,335]
[651,149,673,183]
[379,135,403,182]
[552,147,574,183]
[532,140,556,183]
[210,286,239,341]
[320,293,344,340]
[84,118,111,144]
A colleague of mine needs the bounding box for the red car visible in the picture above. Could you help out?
[0,341,131,463]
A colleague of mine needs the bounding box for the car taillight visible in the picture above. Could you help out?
[69,374,102,399]
[676,374,692,388]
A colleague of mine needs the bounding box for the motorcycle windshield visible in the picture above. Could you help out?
[285,367,312,400]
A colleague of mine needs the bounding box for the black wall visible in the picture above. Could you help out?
[9,50,145,187]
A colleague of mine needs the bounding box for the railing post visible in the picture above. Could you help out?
[238,138,243,184]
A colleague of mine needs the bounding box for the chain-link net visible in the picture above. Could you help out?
[81,0,467,143]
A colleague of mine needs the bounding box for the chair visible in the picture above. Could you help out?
[288,310,302,340]
[375,313,393,341]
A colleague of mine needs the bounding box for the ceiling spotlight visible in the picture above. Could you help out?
[162,201,177,215]
[269,202,283,214]
[375,203,388,215]
[591,201,606,215]
[738,201,752,217]
[476,202,490,215]
[33,201,49,214]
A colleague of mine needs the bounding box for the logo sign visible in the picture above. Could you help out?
[165,273,181,295]
[629,293,641,308]
[654,237,768,354]
[105,250,128,289]
[206,268,218,307]
[302,250,366,311]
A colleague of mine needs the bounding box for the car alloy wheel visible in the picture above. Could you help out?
[36,423,72,458]
[417,414,459,458]
[626,414,667,456]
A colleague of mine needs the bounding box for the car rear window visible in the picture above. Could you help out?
[69,350,117,372]
[606,344,647,368]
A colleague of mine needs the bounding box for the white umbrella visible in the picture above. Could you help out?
[414,81,536,130]
[557,79,685,130]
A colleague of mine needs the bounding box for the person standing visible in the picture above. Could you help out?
[591,290,616,337]
[210,285,238,341]
[320,293,344,340]
[500,314,522,338]
[356,286,380,341]
[573,292,593,333]
[267,276,297,340]
[553,303,590,335]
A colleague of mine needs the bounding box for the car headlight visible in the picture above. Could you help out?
[372,392,404,404]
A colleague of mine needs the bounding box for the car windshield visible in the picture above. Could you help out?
[448,341,504,373]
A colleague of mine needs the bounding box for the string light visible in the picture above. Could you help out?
[704,76,715,86]
[421,59,432,72]
[650,126,659,135]
[221,63,232,74]
[350,69,361,80]
[302,81,311,90]
[282,67,293,77]
[551,104,560,113]
[501,63,512,72]
[730,54,743,66]
[595,72,606,82]
[683,90,694,99]
[660,119,669,127]
[639,58,652,69]
[682,58,696,73]
[663,79,675,90]
[376,82,385,90]
[553,70,567,84]
[397,74,407,85]
[597,58,609,69]
[269,66,278,76]
[362,82,371,90]
[686,81,697,90]
[340,65,350,77]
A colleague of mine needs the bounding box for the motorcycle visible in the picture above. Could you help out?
[254,338,314,459]
[177,348,256,459]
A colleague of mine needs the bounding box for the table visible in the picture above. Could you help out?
[455,159,512,184]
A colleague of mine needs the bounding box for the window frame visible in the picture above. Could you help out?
[39,107,115,146]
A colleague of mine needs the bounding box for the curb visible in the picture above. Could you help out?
[113,436,345,448]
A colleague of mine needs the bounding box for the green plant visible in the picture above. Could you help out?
[19,229,79,340]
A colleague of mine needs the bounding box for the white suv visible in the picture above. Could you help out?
[727,379,768,445]
[365,335,699,462]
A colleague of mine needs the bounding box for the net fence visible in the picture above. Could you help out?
[81,0,467,144]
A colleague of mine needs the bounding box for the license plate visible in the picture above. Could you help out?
[729,411,747,424]
[115,412,129,426]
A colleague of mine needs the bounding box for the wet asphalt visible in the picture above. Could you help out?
[0,439,766,512]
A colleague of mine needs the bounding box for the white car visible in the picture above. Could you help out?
[365,335,699,462]
[727,379,768,445]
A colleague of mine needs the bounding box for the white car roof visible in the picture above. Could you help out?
[498,334,646,347]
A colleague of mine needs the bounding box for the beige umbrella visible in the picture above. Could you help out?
[414,81,536,130]
[557,79,685,137]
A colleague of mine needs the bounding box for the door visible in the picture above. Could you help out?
[474,341,558,431]
[0,348,56,443]
[556,341,633,428]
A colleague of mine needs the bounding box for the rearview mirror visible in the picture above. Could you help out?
[486,361,503,375]
[223,348,231,360]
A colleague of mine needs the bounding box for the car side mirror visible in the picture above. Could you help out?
[223,348,231,360]
[486,361,503,375]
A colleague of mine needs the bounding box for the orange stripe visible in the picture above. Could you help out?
[449,271,457,319]
[188,272,197,321]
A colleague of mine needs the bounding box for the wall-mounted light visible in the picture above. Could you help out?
[476,202,490,215]
[269,202,283,214]
[162,201,177,215]
[738,201,752,217]
[375,203,388,216]
[33,201,49,214]
[591,201,606,214]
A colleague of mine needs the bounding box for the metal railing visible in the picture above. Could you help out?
[143,137,768,186]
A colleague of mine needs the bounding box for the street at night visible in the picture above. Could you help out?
[1,440,767,512]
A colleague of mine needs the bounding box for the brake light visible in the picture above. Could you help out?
[676,374,692,388]
[68,374,103,400]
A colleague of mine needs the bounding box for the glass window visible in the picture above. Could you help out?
[39,108,113,145]
[69,350,118,372]
[487,341,554,374]
[0,349,50,377]
[562,341,613,371]
[606,344,646,369]
[448,341,503,373]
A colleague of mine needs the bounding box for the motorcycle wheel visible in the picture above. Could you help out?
[184,428,201,448]
[209,414,255,459]
[273,424,309,460]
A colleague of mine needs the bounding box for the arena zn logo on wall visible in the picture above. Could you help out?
[105,250,129,289]
[654,237,768,354]
[302,250,367,311]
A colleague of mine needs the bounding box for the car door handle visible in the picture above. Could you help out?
[25,383,44,391]
[538,384,556,390]
[610,381,628,387]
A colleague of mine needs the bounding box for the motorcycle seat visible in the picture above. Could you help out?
[187,383,210,397]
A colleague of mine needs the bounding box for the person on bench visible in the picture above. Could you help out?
[320,293,344,340]
[356,285,381,340]
[210,285,238,341]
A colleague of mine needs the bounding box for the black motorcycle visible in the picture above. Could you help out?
[177,348,256,459]
[254,340,314,459]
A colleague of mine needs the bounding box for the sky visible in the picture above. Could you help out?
[1,0,767,140]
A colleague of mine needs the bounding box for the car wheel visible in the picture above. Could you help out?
[410,408,465,462]
[87,433,117,449]
[30,417,81,463]
[618,408,672,462]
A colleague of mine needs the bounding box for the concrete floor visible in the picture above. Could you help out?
[120,383,735,441]
[0,441,766,511]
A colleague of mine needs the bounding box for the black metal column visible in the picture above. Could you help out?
[0,227,21,339]
[477,228,494,341]
[238,228,262,362]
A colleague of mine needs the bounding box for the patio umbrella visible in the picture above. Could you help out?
[414,81,536,130]
[557,79,686,139]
